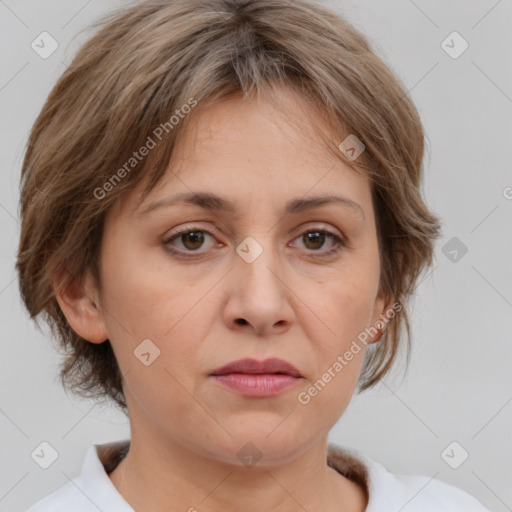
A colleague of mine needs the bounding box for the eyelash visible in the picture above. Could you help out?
[162,226,348,259]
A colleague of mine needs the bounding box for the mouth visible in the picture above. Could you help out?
[209,357,303,397]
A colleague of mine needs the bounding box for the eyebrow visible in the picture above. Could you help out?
[139,191,365,221]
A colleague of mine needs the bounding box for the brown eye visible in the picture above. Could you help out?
[179,231,205,250]
[292,228,347,257]
[302,231,325,250]
[164,229,216,255]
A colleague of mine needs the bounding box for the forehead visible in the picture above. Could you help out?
[172,87,342,169]
[117,87,372,220]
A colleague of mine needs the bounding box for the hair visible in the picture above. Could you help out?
[16,0,442,413]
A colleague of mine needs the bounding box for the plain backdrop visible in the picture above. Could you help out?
[1,1,511,510]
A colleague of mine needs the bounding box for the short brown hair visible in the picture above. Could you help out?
[16,0,442,413]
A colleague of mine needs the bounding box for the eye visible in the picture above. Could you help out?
[163,227,216,255]
[291,228,347,257]
[162,225,348,259]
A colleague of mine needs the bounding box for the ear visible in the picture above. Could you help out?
[368,289,394,345]
[52,268,109,344]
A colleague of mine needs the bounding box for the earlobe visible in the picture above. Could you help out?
[369,292,392,344]
[52,269,109,344]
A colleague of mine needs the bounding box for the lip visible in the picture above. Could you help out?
[211,357,302,377]
[210,357,303,397]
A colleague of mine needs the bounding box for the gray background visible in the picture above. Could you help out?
[1,0,511,510]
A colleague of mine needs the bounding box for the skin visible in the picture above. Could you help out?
[55,85,392,512]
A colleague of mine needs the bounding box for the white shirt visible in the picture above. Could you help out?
[25,439,490,511]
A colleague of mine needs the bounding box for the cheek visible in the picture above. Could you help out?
[98,257,215,429]
[99,234,190,336]
[304,264,379,350]
[297,284,371,422]
[98,240,219,378]
[294,262,378,412]
[120,355,211,443]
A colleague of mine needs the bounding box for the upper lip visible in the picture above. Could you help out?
[210,357,303,378]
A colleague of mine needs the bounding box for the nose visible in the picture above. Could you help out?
[222,239,295,337]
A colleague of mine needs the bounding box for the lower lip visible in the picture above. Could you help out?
[211,373,301,397]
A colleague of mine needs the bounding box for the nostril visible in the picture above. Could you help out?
[235,318,248,325]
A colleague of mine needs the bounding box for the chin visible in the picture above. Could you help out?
[198,424,315,468]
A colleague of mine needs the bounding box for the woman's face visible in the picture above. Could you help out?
[89,87,388,465]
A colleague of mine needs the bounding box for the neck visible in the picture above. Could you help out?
[107,432,367,512]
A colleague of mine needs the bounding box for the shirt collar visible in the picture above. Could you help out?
[80,440,133,511]
[327,442,409,511]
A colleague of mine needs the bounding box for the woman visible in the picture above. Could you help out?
[17,0,490,510]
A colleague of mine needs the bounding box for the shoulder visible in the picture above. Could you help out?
[327,443,491,512]
[24,441,132,512]
[24,479,93,512]
[388,472,491,511]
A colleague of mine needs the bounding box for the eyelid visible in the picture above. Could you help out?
[291,221,343,238]
[163,224,219,247]
[163,223,217,240]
